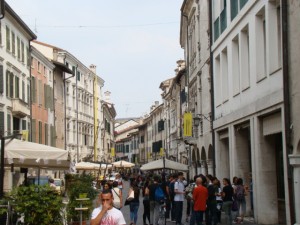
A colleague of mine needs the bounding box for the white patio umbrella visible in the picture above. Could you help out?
[140,158,188,171]
[3,138,70,169]
[112,160,135,168]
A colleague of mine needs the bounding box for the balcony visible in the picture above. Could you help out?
[12,98,30,118]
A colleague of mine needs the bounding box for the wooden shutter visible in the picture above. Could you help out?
[22,80,25,101]
[38,79,42,105]
[9,72,13,98]
[0,65,3,94]
[38,121,42,144]
[12,32,15,55]
[49,86,53,111]
[31,76,36,103]
[7,114,11,135]
[0,111,4,136]
[17,37,20,60]
[6,26,10,51]
[6,70,9,96]
[45,123,48,145]
[15,76,19,98]
[44,84,47,109]
[32,119,36,142]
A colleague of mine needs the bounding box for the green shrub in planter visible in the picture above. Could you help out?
[65,173,98,223]
[9,185,64,225]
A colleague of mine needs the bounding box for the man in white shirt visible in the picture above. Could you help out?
[91,189,126,225]
[174,172,185,225]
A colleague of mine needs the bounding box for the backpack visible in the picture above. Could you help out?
[236,185,244,201]
[155,185,165,202]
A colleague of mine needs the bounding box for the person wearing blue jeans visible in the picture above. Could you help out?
[128,180,140,225]
[190,210,204,225]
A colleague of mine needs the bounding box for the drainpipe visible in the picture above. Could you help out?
[282,0,295,223]
[208,0,216,176]
[75,65,79,162]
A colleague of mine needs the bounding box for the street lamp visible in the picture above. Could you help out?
[193,113,211,126]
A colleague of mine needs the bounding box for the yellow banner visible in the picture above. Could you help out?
[111,148,115,157]
[21,130,29,141]
[183,112,193,137]
[159,148,164,156]
[147,152,151,159]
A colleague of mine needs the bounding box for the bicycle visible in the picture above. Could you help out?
[157,200,166,225]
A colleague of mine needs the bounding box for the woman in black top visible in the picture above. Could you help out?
[142,180,151,225]
[128,180,140,225]
[222,178,234,225]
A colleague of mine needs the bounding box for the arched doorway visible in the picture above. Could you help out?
[207,144,214,175]
[200,147,207,175]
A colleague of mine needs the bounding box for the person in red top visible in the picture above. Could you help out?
[190,177,208,225]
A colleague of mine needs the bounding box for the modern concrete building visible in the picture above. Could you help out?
[211,0,288,224]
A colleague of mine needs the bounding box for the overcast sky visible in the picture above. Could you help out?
[6,0,184,118]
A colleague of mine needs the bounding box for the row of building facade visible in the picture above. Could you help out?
[114,1,299,224]
[0,2,116,187]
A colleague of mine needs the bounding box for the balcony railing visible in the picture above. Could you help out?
[12,98,30,118]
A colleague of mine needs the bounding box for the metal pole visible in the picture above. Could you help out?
[0,137,5,198]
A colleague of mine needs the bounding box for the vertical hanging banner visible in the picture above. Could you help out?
[111,147,115,157]
[159,147,164,156]
[147,152,151,159]
[183,112,193,137]
[21,130,29,141]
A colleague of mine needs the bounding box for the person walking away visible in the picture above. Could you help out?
[174,172,185,225]
[206,175,218,225]
[235,178,246,223]
[112,181,123,210]
[148,175,161,225]
[214,178,223,224]
[91,189,126,225]
[128,180,140,225]
[142,180,151,225]
[115,173,123,192]
[189,177,208,225]
[222,178,234,225]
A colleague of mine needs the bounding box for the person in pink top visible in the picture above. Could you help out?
[190,177,208,225]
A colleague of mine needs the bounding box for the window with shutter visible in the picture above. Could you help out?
[32,119,36,142]
[0,65,3,94]
[31,76,36,103]
[27,78,30,103]
[0,111,4,136]
[11,31,15,55]
[38,79,42,105]
[9,72,14,98]
[22,80,25,101]
[21,41,24,62]
[7,114,11,135]
[38,121,42,144]
[22,119,26,130]
[44,84,47,109]
[45,123,48,145]
[15,76,19,98]
[6,26,10,51]
[6,70,9,96]
[26,47,30,66]
[17,37,20,60]
[49,86,53,111]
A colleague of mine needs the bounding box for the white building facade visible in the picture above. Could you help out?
[212,0,289,224]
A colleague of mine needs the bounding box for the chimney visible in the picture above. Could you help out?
[90,64,97,74]
[104,91,111,103]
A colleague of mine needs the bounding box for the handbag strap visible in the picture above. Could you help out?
[112,188,120,199]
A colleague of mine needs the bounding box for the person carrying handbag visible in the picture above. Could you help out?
[112,181,123,210]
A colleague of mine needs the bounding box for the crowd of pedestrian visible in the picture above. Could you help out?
[90,171,252,225]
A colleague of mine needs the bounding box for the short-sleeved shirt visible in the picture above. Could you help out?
[193,185,208,211]
[223,185,233,202]
[174,180,185,202]
[91,206,126,225]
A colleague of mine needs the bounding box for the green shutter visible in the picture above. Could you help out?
[0,65,3,94]
[31,76,36,103]
[7,114,11,135]
[45,123,48,145]
[22,119,26,130]
[50,125,56,147]
[17,37,20,60]
[12,31,15,55]
[9,72,14,98]
[39,121,42,144]
[6,26,10,51]
[6,71,8,97]
[44,84,47,109]
[21,41,24,62]
[15,76,19,98]
[32,119,36,142]
[0,112,4,136]
[22,80,25,101]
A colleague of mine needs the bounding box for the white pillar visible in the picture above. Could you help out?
[207,160,214,175]
[289,154,300,225]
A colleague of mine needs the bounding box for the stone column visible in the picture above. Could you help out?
[207,160,214,175]
[201,160,207,175]
[289,154,300,225]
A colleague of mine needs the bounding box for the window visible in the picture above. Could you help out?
[15,76,19,99]
[22,119,26,130]
[21,41,24,62]
[26,47,30,66]
[240,25,250,90]
[38,79,42,105]
[0,111,4,136]
[232,35,240,95]
[214,55,221,106]
[31,76,36,103]
[17,37,20,60]
[0,65,3,94]
[9,72,13,98]
[221,48,228,102]
[6,26,10,51]
[39,121,42,144]
[7,114,11,135]
[11,31,15,55]
[22,80,25,101]
[255,7,266,81]
[38,61,41,72]
[77,71,80,81]
[32,119,36,142]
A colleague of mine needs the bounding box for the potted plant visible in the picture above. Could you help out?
[66,173,98,225]
[8,184,64,225]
